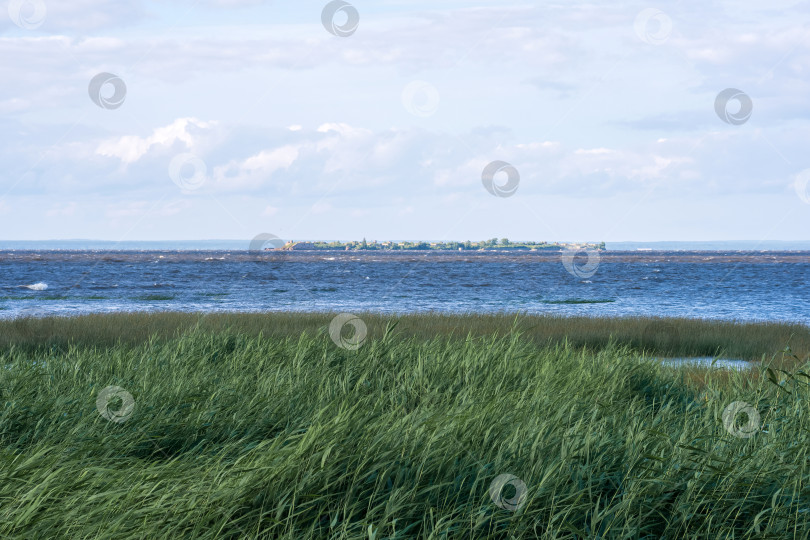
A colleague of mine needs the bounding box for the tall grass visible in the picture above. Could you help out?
[1,314,809,537]
[2,311,809,364]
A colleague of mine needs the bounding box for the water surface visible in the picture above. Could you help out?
[1,250,809,324]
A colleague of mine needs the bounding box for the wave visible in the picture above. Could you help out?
[22,282,48,291]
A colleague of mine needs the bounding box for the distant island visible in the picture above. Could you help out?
[278,239,606,251]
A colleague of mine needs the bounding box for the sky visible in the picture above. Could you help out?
[1,0,810,244]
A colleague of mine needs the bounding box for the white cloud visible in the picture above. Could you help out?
[96,118,216,164]
[2,2,810,240]
[213,145,300,190]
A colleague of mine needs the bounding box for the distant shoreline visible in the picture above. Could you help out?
[3,240,810,251]
[277,240,605,251]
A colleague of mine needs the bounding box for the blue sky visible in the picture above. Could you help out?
[1,0,810,243]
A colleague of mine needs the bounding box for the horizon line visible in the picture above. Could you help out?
[2,239,810,244]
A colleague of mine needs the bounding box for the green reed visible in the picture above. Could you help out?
[0,313,808,538]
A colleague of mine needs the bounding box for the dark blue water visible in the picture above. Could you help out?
[1,250,809,324]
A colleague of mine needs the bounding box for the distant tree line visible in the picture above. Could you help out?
[282,239,606,251]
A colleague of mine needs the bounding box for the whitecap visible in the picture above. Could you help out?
[23,282,48,291]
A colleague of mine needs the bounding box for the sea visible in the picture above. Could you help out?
[1,246,809,325]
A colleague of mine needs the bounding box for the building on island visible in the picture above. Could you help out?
[283,242,316,250]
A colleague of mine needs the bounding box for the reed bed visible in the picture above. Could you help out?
[2,311,809,364]
[0,313,809,538]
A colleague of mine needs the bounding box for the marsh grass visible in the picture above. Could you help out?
[1,313,809,537]
[1,311,808,365]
